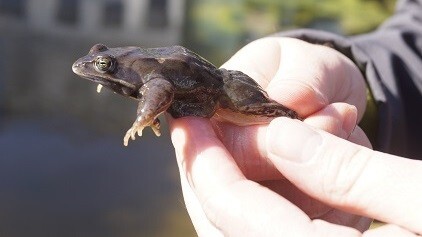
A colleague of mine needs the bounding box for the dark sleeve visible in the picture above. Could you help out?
[275,0,422,159]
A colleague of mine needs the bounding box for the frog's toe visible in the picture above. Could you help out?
[130,128,137,140]
[123,129,135,146]
[151,118,161,136]
[151,126,161,137]
[135,126,145,138]
[123,118,161,146]
[123,133,131,146]
[123,125,145,146]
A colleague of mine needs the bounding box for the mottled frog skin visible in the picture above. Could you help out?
[72,44,301,146]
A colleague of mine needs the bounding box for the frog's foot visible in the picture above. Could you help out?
[123,118,161,146]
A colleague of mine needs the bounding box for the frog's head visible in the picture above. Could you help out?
[72,44,143,97]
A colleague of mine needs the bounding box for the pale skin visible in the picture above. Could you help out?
[168,38,422,236]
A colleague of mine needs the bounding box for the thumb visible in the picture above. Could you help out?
[262,118,422,234]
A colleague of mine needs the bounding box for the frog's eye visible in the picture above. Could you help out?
[94,56,115,73]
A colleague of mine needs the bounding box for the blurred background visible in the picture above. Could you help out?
[0,0,394,236]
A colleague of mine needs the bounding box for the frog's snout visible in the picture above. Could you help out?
[72,60,85,75]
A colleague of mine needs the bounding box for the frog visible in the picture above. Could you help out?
[72,44,301,146]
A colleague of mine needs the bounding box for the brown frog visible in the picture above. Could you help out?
[72,44,301,146]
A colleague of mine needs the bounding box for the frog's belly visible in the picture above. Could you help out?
[212,108,274,126]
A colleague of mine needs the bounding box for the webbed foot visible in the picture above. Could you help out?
[123,118,161,146]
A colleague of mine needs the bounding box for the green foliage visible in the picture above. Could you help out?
[241,0,396,34]
[184,0,396,64]
[184,0,246,64]
[291,0,396,34]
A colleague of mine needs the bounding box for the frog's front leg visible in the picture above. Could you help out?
[123,77,174,146]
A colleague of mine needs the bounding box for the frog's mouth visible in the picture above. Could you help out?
[72,62,136,95]
[83,76,113,93]
[81,75,136,96]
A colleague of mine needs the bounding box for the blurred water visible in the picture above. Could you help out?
[0,115,193,237]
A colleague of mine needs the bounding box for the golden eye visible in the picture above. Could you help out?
[95,56,114,72]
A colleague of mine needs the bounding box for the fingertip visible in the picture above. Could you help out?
[169,117,215,167]
[348,126,372,149]
[303,103,357,139]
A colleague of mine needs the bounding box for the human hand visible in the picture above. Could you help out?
[170,37,374,235]
[214,37,371,181]
[222,37,368,119]
[171,117,422,236]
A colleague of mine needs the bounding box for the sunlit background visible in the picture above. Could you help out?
[0,0,394,236]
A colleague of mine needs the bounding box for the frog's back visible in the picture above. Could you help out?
[141,46,216,69]
[143,46,224,91]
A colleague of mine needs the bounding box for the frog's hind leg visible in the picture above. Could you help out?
[123,77,174,146]
[236,102,301,120]
[167,98,218,118]
[218,69,301,123]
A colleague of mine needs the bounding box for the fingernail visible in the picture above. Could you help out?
[342,106,357,139]
[267,118,322,163]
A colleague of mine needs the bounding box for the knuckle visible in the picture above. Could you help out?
[319,144,372,205]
